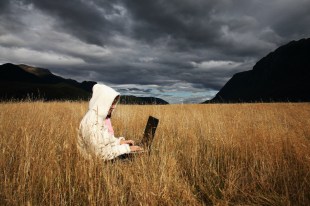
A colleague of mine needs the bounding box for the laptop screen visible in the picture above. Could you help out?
[140,116,159,150]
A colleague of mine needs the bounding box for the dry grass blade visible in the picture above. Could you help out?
[0,102,310,205]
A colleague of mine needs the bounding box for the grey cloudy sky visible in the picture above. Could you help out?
[0,0,309,103]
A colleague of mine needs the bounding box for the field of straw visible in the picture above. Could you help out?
[1,101,310,205]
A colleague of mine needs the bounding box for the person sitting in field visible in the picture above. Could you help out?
[77,83,143,161]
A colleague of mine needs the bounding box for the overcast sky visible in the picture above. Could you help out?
[0,0,309,103]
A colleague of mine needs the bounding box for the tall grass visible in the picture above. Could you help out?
[0,101,309,205]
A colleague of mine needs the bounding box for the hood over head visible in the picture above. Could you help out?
[89,84,120,118]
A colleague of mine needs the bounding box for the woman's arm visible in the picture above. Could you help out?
[87,124,131,160]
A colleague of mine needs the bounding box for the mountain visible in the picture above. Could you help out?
[206,38,310,103]
[18,64,52,77]
[0,63,95,101]
[120,95,169,105]
[0,63,169,104]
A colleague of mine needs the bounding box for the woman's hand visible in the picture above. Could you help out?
[130,146,144,152]
[120,139,135,146]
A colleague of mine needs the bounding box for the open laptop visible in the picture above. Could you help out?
[137,116,159,152]
[123,116,159,157]
[121,116,159,156]
[116,116,159,160]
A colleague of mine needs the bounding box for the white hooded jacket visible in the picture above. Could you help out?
[77,84,131,160]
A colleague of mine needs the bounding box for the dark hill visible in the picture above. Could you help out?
[120,95,169,105]
[207,38,310,103]
[0,63,96,101]
[0,63,169,104]
[19,64,52,77]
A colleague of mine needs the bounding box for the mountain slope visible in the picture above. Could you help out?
[207,38,310,103]
[120,95,169,105]
[0,63,96,101]
[0,63,169,104]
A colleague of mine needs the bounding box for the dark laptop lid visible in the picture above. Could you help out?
[140,116,159,150]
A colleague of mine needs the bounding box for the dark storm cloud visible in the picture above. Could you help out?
[271,4,310,39]
[1,0,310,103]
[121,0,279,57]
[122,0,220,46]
[19,0,121,45]
[0,1,27,35]
[0,0,9,11]
[117,88,152,93]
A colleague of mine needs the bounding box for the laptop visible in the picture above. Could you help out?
[117,116,159,160]
[124,116,159,156]
[137,116,159,152]
[113,116,159,161]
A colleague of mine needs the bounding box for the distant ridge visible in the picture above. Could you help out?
[120,95,169,105]
[0,63,169,104]
[205,38,310,103]
[0,63,94,101]
[19,64,52,77]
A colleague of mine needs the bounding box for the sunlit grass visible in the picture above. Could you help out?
[1,101,309,205]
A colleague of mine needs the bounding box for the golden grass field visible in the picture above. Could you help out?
[1,101,310,205]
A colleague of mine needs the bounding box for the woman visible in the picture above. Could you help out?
[77,83,143,160]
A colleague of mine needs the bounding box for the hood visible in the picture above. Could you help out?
[89,84,120,118]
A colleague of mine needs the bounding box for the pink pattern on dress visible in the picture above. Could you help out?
[105,118,114,135]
